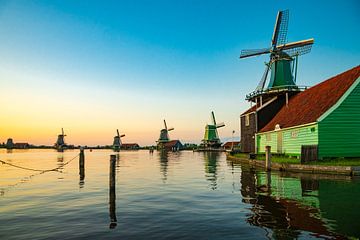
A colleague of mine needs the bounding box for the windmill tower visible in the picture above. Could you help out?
[202,111,225,148]
[55,128,66,151]
[240,9,314,104]
[113,129,125,152]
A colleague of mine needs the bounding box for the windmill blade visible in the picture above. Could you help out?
[240,47,271,58]
[277,38,314,51]
[62,128,64,136]
[283,43,313,57]
[211,111,216,125]
[272,10,289,47]
[120,134,125,138]
[117,129,120,137]
[215,122,225,128]
[163,119,167,130]
[168,128,174,131]
[255,63,271,92]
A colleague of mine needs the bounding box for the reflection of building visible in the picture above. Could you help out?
[233,160,350,238]
[203,152,220,190]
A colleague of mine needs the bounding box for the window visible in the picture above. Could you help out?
[311,127,316,133]
[266,134,271,141]
[245,114,250,126]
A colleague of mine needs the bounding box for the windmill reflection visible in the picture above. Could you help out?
[203,152,220,190]
[159,150,169,182]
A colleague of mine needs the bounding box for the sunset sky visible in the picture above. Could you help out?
[0,0,359,146]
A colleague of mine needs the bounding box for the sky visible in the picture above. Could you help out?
[0,0,359,146]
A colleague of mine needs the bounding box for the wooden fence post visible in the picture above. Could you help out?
[109,155,117,229]
[265,145,271,171]
[79,148,85,182]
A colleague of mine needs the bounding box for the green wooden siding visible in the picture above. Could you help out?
[318,80,360,158]
[257,124,318,155]
[257,132,277,154]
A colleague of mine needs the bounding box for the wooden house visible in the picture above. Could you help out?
[240,91,300,153]
[121,143,140,150]
[162,140,183,151]
[222,141,241,150]
[256,65,360,159]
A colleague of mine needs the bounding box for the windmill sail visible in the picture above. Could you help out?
[272,10,289,46]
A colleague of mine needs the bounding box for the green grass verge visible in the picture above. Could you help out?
[231,153,360,166]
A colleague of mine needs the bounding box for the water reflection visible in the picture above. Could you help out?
[229,159,356,239]
[159,150,169,182]
[203,152,220,190]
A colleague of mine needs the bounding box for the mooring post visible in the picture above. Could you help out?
[109,154,117,228]
[265,145,271,171]
[79,147,85,181]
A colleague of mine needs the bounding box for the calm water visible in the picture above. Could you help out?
[0,149,359,239]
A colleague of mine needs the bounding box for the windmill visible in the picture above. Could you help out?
[240,10,314,102]
[113,129,125,152]
[202,111,225,148]
[55,128,66,151]
[157,120,174,144]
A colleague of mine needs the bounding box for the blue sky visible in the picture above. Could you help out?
[0,0,359,145]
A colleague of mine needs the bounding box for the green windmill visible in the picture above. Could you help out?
[240,10,314,101]
[202,111,225,148]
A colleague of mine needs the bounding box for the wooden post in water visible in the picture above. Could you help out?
[265,145,271,171]
[109,155,117,229]
[79,147,85,182]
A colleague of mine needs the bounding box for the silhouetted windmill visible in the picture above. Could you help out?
[240,9,314,102]
[55,128,66,151]
[113,129,125,152]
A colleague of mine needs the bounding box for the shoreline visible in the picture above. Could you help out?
[226,154,360,176]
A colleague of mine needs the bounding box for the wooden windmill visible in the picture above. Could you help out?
[113,129,125,152]
[240,9,314,103]
[202,111,225,148]
[157,120,174,144]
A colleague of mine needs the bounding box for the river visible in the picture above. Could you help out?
[0,149,359,239]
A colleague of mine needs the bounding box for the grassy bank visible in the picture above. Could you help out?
[231,153,360,166]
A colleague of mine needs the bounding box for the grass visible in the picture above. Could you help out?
[231,153,360,166]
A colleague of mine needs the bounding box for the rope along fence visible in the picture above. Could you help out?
[0,153,80,196]
[0,153,80,173]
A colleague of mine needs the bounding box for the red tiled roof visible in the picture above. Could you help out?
[241,105,257,115]
[222,141,241,147]
[163,140,181,147]
[260,65,360,133]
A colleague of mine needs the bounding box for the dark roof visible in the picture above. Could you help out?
[163,140,182,147]
[260,65,360,133]
[222,141,241,147]
[122,143,139,147]
[241,105,257,116]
